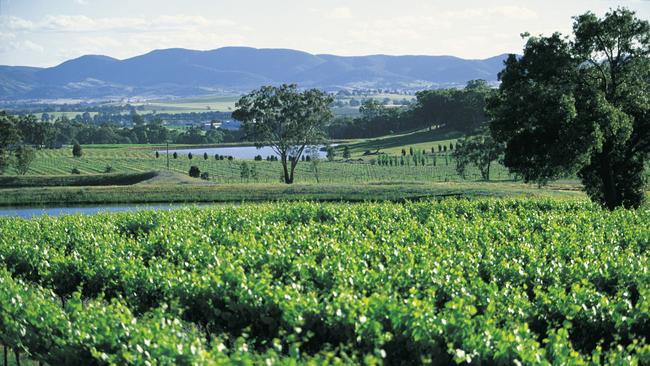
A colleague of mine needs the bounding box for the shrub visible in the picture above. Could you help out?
[71,167,81,175]
[188,166,200,178]
[72,143,83,158]
[200,172,210,180]
[104,165,114,173]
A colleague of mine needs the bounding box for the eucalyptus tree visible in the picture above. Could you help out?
[233,84,333,184]
[489,8,650,208]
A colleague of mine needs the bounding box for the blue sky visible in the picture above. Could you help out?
[0,0,648,67]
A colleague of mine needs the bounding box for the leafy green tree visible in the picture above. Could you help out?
[14,145,35,175]
[239,161,251,182]
[359,99,386,119]
[489,8,650,209]
[233,84,333,184]
[0,112,21,174]
[453,128,504,181]
[72,143,83,158]
[188,166,200,178]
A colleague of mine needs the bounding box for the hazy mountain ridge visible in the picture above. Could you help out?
[0,47,509,100]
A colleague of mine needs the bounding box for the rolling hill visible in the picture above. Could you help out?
[0,47,509,100]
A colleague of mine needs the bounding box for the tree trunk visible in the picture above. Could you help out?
[600,149,619,210]
[282,162,292,184]
[289,158,298,184]
[281,156,292,184]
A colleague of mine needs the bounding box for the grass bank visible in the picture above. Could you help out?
[0,172,158,188]
[0,180,583,207]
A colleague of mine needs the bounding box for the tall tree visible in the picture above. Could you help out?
[72,142,83,158]
[0,112,21,174]
[233,84,333,184]
[489,8,650,209]
[14,145,35,175]
[453,128,504,181]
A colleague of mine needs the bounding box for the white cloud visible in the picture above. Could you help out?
[1,14,238,33]
[0,32,43,53]
[439,6,538,21]
[328,7,352,19]
[73,0,88,5]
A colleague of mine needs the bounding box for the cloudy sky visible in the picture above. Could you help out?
[0,0,648,67]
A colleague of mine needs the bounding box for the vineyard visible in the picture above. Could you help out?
[5,147,514,184]
[0,199,648,365]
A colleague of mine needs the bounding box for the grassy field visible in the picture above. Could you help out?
[33,93,414,120]
[0,171,157,188]
[4,144,516,184]
[134,95,241,113]
[1,199,647,364]
[0,174,582,206]
[335,128,463,158]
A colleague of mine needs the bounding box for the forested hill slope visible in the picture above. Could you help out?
[0,47,508,99]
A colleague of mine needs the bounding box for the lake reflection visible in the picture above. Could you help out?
[160,145,329,159]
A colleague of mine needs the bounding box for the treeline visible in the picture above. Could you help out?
[40,110,232,126]
[327,80,492,139]
[4,102,232,126]
[0,111,242,148]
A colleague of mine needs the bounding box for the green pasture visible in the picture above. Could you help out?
[5,145,516,184]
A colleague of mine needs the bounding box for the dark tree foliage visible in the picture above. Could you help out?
[327,81,492,139]
[188,166,201,178]
[233,84,333,184]
[4,111,228,146]
[72,143,83,158]
[489,8,650,209]
[454,128,504,181]
[14,145,35,175]
[0,112,21,174]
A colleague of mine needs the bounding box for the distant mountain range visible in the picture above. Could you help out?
[0,47,509,100]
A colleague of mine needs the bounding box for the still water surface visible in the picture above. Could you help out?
[160,145,330,159]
